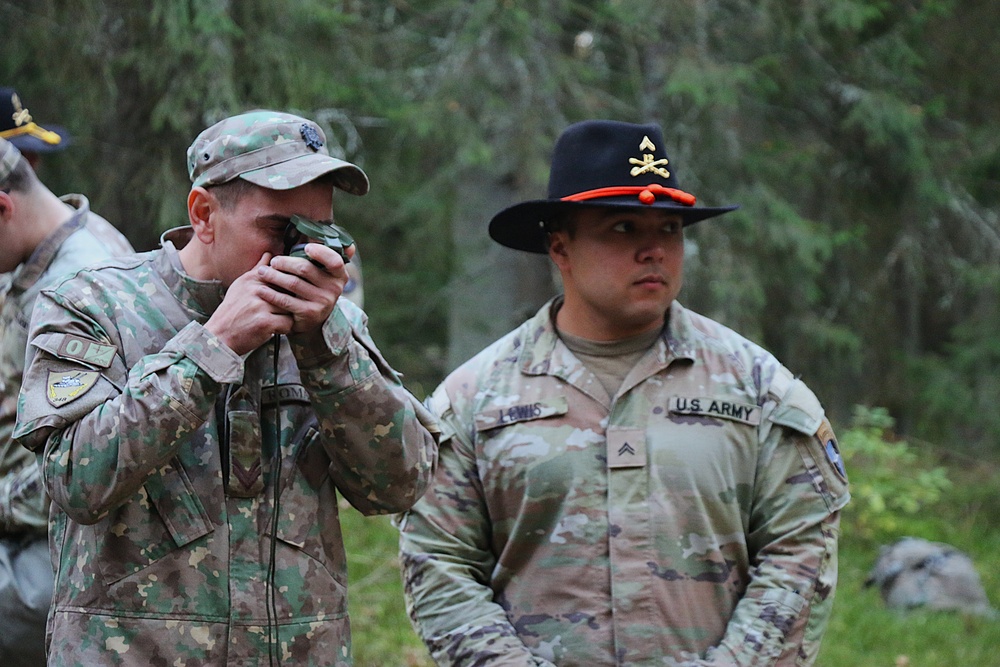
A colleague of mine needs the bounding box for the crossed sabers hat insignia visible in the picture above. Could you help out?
[629,136,670,179]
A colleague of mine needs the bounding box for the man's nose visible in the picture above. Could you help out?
[636,236,668,262]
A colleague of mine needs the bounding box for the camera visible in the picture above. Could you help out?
[282,214,354,267]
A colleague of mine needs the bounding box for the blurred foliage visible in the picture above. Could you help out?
[839,406,951,539]
[3,0,999,454]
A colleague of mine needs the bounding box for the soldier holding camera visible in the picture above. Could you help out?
[13,110,438,666]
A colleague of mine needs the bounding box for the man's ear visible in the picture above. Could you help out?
[548,231,571,271]
[0,191,14,227]
[187,187,216,244]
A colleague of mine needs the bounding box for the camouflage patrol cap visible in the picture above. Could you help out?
[0,137,22,184]
[187,110,369,195]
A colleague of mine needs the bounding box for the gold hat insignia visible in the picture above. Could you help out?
[10,93,32,127]
[629,135,670,179]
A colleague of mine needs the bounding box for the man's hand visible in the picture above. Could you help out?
[204,253,295,355]
[256,242,355,333]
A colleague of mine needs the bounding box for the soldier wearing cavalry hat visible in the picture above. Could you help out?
[399,119,849,666]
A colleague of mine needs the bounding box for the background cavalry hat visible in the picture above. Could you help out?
[187,110,369,195]
[489,119,738,253]
[0,87,73,154]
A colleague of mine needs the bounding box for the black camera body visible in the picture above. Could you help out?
[283,215,354,267]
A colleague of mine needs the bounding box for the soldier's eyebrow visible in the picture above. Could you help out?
[256,214,334,227]
[257,214,292,226]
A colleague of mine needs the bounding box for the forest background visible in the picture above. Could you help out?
[4,1,999,665]
[5,0,999,446]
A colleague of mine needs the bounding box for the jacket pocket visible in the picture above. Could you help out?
[96,458,214,585]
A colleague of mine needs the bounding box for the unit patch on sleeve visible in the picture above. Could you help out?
[46,370,100,407]
[816,418,847,482]
[669,396,761,426]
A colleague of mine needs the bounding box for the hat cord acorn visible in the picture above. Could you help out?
[561,183,696,207]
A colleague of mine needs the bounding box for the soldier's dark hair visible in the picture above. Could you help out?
[543,210,577,251]
[206,173,341,211]
[0,154,37,194]
[544,211,575,235]
[205,178,256,211]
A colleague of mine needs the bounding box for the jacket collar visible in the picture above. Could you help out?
[11,194,89,293]
[518,296,698,382]
[156,226,226,318]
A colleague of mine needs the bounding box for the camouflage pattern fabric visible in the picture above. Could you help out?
[398,298,849,666]
[13,227,438,666]
[0,195,133,666]
[1,195,133,532]
[187,110,369,195]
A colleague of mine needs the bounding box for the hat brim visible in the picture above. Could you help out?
[488,197,739,253]
[240,153,370,195]
[5,124,72,154]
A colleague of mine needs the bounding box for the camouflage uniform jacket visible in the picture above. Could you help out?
[13,227,438,666]
[1,195,133,535]
[398,298,849,666]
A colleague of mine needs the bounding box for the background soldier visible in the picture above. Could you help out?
[1,134,132,666]
[13,110,437,666]
[398,120,849,666]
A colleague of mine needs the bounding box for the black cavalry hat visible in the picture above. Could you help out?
[488,120,738,253]
[0,87,72,154]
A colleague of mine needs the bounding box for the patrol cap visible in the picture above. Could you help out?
[0,87,73,154]
[187,110,369,195]
[488,120,738,253]
[0,137,22,184]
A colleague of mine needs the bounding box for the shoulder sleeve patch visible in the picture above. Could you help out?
[817,418,848,483]
[46,369,101,407]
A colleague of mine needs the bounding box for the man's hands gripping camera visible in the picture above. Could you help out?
[206,217,356,356]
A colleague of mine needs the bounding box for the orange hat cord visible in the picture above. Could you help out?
[561,183,696,207]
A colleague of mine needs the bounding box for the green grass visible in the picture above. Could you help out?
[341,457,1000,667]
[817,456,1000,667]
[341,506,433,667]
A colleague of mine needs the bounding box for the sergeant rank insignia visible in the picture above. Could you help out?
[46,370,100,407]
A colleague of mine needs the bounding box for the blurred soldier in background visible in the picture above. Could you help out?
[1,133,132,666]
